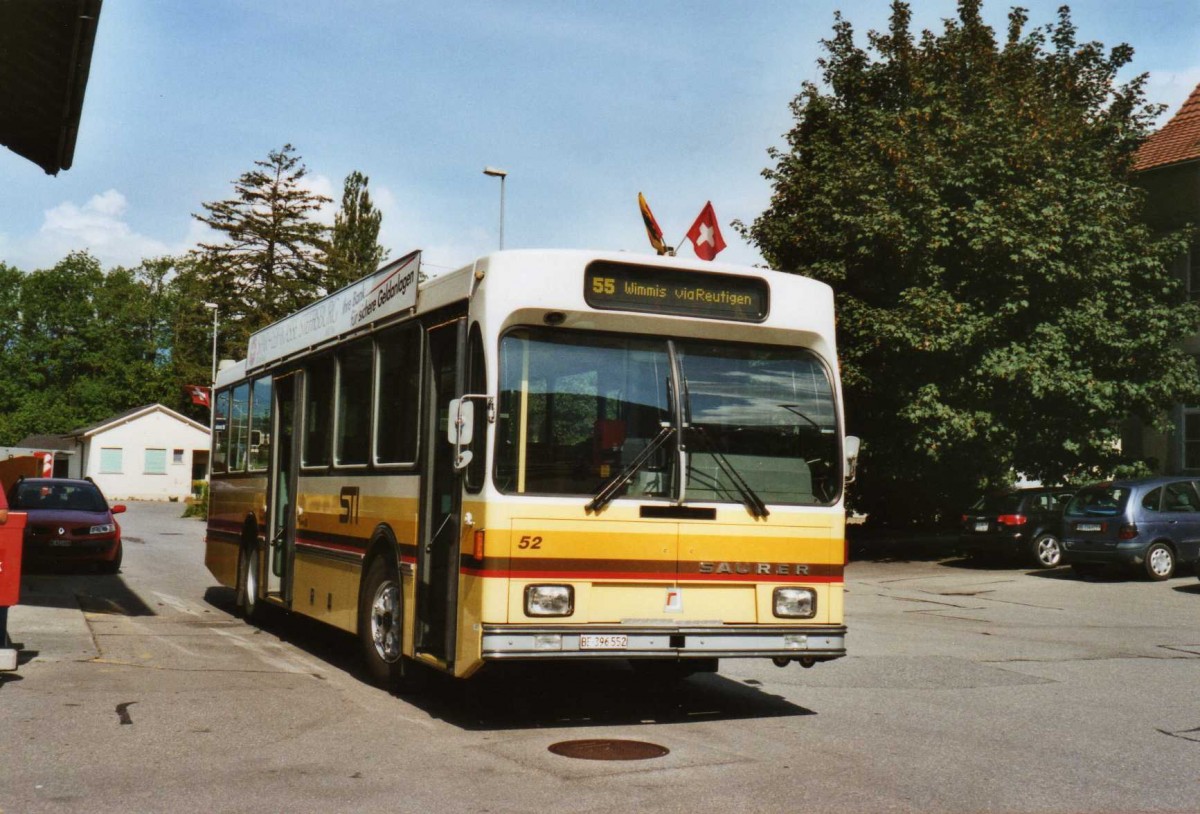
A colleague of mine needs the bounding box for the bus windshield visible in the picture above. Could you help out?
[496,327,840,506]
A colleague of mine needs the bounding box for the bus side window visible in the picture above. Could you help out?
[465,324,486,492]
[213,388,230,473]
[248,376,272,471]
[229,382,250,472]
[336,339,373,466]
[375,324,421,466]
[304,356,334,467]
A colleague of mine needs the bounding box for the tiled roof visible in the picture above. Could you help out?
[1134,82,1200,172]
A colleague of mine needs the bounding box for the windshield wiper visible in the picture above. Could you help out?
[586,424,675,514]
[687,425,770,519]
[779,403,834,433]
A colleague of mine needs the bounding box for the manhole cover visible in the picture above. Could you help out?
[548,739,669,761]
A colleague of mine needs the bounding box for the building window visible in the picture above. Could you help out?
[100,447,123,474]
[145,448,167,475]
[1184,410,1200,470]
[173,449,184,465]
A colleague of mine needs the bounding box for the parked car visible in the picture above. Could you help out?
[5,478,125,573]
[960,487,1076,568]
[1061,476,1200,580]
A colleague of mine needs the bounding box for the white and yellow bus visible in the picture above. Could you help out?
[205,249,857,688]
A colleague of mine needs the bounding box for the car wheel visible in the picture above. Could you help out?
[359,555,422,692]
[235,540,260,620]
[98,541,122,575]
[1143,542,1175,581]
[1030,533,1062,568]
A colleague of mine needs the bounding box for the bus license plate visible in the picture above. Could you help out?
[1076,523,1102,532]
[973,522,988,532]
[580,634,627,650]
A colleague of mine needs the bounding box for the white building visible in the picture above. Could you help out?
[18,404,211,501]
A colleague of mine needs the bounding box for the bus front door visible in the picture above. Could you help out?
[416,319,465,663]
[267,371,300,606]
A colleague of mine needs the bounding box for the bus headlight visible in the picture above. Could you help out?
[525,585,574,617]
[773,587,816,618]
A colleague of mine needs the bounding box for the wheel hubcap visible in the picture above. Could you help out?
[1037,537,1060,566]
[370,581,401,663]
[245,551,257,606]
[1149,548,1172,577]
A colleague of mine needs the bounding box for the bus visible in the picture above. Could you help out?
[204,249,857,689]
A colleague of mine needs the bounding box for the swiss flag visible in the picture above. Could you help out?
[686,201,726,261]
[184,385,211,407]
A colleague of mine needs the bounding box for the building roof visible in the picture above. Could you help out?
[14,434,76,451]
[0,0,103,175]
[69,404,211,437]
[1134,82,1200,173]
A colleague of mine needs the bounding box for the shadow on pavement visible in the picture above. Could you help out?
[848,528,959,563]
[202,587,816,732]
[18,570,156,616]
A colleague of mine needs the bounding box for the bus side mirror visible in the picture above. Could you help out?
[447,399,474,446]
[844,435,861,484]
[448,399,474,471]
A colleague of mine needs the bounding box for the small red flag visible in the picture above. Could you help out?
[686,201,726,261]
[185,385,211,407]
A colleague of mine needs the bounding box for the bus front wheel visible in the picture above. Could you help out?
[359,555,422,692]
[235,539,260,621]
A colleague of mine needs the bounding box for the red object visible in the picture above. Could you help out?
[185,384,211,407]
[33,451,53,477]
[1118,523,1139,540]
[997,514,1028,526]
[686,201,727,261]
[0,488,23,606]
[7,478,123,573]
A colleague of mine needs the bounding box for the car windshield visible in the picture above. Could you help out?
[970,493,1025,514]
[9,482,107,512]
[495,327,840,506]
[1065,486,1129,517]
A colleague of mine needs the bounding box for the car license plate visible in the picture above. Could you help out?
[580,634,627,650]
[974,522,988,532]
[49,539,72,547]
[1076,523,1102,532]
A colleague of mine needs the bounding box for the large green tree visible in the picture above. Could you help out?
[192,144,331,348]
[0,253,178,443]
[325,170,388,290]
[741,1,1200,525]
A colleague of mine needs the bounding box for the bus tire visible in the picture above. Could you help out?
[235,538,260,621]
[359,555,421,692]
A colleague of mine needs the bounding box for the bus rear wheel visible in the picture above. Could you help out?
[359,555,422,692]
[235,539,259,620]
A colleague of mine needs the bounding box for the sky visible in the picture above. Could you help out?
[2,1,1199,277]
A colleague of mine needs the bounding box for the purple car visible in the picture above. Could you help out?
[6,478,125,573]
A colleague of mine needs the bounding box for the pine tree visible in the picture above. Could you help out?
[326,170,388,290]
[192,144,331,338]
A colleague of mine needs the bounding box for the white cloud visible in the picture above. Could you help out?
[1,189,188,271]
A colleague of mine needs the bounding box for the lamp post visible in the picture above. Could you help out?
[203,301,218,428]
[483,166,507,249]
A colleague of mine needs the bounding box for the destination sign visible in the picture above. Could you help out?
[247,250,420,371]
[584,261,768,322]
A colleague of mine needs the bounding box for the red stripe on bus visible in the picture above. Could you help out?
[459,567,842,583]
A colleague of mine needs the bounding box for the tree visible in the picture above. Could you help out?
[325,170,388,290]
[739,1,1200,526]
[0,253,179,444]
[192,144,331,342]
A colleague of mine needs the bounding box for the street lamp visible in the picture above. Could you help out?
[483,166,507,249]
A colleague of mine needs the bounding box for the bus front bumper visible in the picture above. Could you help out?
[481,624,846,661]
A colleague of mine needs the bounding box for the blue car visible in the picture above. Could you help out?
[1061,476,1200,580]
